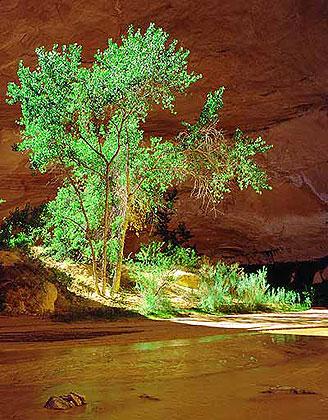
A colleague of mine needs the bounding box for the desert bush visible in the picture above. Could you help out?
[132,241,173,270]
[0,203,45,250]
[132,269,174,315]
[236,268,269,310]
[127,241,199,315]
[132,241,200,270]
[198,262,309,313]
[165,243,200,269]
[127,244,174,315]
[198,264,231,312]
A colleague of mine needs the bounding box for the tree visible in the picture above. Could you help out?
[7,23,272,295]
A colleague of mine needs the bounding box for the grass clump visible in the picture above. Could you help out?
[198,262,310,313]
[127,241,199,315]
[127,242,174,316]
[128,242,311,316]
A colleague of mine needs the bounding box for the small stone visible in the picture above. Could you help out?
[262,385,316,395]
[139,393,160,401]
[44,392,86,410]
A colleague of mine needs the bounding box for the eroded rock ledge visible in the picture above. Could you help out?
[0,0,327,264]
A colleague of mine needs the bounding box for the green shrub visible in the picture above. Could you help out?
[129,243,310,315]
[132,241,173,270]
[198,262,310,313]
[127,241,200,315]
[165,242,200,269]
[236,268,269,310]
[128,263,174,315]
[134,270,174,316]
[198,264,232,312]
[132,241,200,270]
[0,203,45,250]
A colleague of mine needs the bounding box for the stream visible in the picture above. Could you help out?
[0,322,328,419]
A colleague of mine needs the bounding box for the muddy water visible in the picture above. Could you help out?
[0,326,328,419]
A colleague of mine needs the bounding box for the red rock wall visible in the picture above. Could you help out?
[0,0,327,264]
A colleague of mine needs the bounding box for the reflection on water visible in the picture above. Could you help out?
[132,338,188,351]
[0,331,327,420]
[132,332,256,351]
[198,332,255,343]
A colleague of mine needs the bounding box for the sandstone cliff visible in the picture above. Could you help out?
[0,0,327,264]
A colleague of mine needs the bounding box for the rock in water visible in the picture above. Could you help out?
[44,392,86,410]
[44,396,72,410]
[139,393,160,401]
[262,385,316,395]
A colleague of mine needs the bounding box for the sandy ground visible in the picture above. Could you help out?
[169,309,328,334]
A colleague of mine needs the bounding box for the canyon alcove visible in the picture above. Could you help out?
[0,0,327,268]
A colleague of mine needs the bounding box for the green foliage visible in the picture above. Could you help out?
[128,244,174,315]
[198,262,237,311]
[132,241,173,270]
[133,270,174,316]
[132,241,200,270]
[178,87,273,209]
[165,243,200,269]
[265,287,299,306]
[41,175,105,261]
[7,23,272,293]
[180,124,272,208]
[198,87,225,127]
[128,241,199,315]
[7,23,197,174]
[198,263,309,313]
[0,203,45,250]
[130,248,311,315]
[7,23,200,292]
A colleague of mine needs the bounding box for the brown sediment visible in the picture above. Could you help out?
[0,315,328,419]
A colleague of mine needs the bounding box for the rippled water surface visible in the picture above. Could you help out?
[1,328,328,419]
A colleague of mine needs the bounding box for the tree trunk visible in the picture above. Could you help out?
[63,168,101,296]
[92,261,100,295]
[112,203,129,294]
[90,245,100,295]
[101,167,111,296]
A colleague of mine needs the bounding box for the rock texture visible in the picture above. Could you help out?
[44,392,86,410]
[0,250,58,314]
[0,249,103,316]
[0,0,327,264]
[172,270,201,289]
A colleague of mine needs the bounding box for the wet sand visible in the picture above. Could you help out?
[0,315,328,419]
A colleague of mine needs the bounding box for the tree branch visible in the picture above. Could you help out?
[61,215,88,233]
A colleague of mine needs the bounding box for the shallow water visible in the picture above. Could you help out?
[0,328,328,419]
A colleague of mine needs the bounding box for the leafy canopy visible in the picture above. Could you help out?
[7,23,272,293]
[7,24,199,173]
